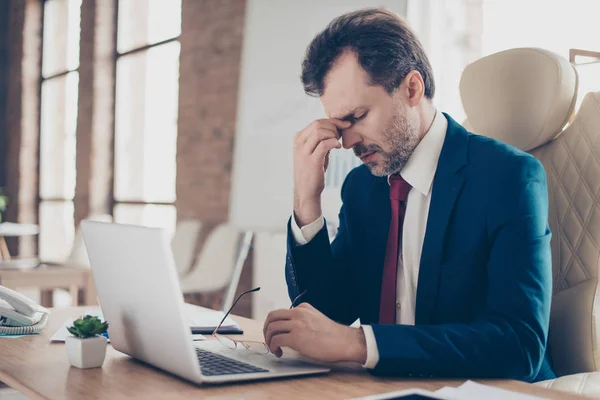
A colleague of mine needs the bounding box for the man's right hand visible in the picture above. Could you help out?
[293,118,351,227]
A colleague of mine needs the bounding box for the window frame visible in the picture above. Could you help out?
[37,0,82,262]
[110,2,181,227]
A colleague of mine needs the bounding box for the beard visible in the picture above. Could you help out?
[353,105,421,177]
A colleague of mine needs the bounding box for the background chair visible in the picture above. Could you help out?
[61,214,113,268]
[51,216,200,306]
[460,47,600,397]
[171,219,203,276]
[46,214,113,305]
[179,223,253,313]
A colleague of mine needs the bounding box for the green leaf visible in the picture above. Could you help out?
[68,315,109,338]
[67,327,80,337]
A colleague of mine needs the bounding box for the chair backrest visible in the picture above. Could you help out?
[179,223,243,294]
[171,219,202,276]
[67,214,113,268]
[71,216,203,276]
[461,48,600,376]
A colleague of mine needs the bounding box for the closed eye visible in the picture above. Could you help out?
[348,112,368,124]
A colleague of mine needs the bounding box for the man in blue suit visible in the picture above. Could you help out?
[262,8,555,382]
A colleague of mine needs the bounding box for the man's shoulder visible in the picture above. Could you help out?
[465,132,545,181]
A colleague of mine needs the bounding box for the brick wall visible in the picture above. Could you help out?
[176,0,246,224]
[74,0,116,227]
[5,0,42,256]
[0,1,10,189]
[177,0,251,315]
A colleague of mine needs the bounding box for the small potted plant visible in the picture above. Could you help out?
[66,315,109,369]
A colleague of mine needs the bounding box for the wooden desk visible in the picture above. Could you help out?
[0,266,97,307]
[0,307,586,400]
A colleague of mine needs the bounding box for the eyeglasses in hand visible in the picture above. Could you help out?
[212,288,309,353]
[212,287,269,353]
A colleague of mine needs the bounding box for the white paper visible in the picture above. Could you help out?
[51,320,206,343]
[349,388,451,399]
[349,381,548,400]
[435,381,548,400]
[50,306,226,343]
[434,387,465,399]
[50,318,89,343]
[185,312,240,330]
[183,304,241,330]
[51,310,106,342]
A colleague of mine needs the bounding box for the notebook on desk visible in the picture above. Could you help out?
[183,304,243,334]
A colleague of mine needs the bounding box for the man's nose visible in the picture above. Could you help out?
[341,128,362,149]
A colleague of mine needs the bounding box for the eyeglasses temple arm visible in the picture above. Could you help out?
[290,289,308,309]
[212,287,260,335]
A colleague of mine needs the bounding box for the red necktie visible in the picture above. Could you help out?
[379,175,411,324]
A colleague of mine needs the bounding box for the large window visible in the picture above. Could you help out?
[39,0,81,262]
[113,0,181,235]
[37,0,182,262]
[411,0,600,123]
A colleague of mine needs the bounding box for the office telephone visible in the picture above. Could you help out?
[0,285,50,335]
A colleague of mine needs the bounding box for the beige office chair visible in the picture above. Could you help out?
[179,223,253,312]
[64,214,113,268]
[65,217,201,304]
[53,214,113,304]
[171,219,202,276]
[460,47,600,397]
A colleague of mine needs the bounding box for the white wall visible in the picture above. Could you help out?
[228,0,408,319]
[230,0,408,233]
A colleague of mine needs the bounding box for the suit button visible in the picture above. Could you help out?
[408,373,413,377]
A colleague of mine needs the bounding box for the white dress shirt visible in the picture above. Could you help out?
[290,110,448,368]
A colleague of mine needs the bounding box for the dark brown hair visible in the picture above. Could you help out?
[301,8,435,99]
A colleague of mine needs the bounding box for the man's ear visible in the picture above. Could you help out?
[403,70,425,107]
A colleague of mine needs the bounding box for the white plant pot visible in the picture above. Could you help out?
[66,335,107,369]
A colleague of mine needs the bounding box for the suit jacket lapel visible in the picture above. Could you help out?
[415,114,469,325]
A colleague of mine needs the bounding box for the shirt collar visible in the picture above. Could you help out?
[388,110,448,196]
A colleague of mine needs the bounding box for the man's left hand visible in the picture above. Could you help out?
[263,303,367,363]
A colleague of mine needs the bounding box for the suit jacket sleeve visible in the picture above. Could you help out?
[285,170,359,325]
[370,156,552,381]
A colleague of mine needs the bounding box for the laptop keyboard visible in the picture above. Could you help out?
[196,348,269,376]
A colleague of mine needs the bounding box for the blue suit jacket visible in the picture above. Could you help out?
[285,114,556,382]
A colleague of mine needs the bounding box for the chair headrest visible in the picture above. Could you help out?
[460,48,578,151]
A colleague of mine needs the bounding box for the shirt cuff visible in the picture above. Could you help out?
[290,214,324,246]
[361,325,380,369]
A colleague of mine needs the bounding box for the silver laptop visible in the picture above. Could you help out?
[81,220,330,384]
